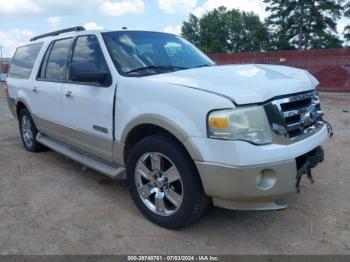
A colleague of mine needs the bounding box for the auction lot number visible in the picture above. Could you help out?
[127,256,219,261]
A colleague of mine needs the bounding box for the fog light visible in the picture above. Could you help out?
[256,169,277,190]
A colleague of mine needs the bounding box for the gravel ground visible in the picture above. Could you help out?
[0,83,349,255]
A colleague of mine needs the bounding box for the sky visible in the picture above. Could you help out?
[0,0,349,57]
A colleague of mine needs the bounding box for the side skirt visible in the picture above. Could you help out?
[36,133,126,179]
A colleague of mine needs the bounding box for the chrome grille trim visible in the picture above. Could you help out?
[263,90,324,145]
[283,110,300,118]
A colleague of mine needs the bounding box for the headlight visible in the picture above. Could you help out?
[208,106,272,145]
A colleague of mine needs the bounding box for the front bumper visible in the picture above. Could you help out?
[195,146,325,210]
[185,125,328,166]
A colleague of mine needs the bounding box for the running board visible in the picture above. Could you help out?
[36,133,125,179]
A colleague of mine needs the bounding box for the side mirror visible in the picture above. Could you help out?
[70,62,110,86]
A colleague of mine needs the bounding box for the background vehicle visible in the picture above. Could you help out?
[5,27,329,228]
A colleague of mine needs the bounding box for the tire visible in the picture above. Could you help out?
[127,134,208,229]
[19,108,46,152]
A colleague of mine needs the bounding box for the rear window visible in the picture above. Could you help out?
[8,43,43,79]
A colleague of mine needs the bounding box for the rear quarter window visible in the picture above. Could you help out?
[8,43,43,79]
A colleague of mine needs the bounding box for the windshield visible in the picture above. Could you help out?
[102,31,215,76]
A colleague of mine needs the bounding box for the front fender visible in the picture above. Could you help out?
[120,113,204,162]
[115,77,234,162]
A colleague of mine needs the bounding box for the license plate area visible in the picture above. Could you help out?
[295,146,324,193]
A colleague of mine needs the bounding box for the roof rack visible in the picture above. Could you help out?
[30,26,86,42]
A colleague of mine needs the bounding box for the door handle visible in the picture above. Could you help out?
[65,91,73,98]
[32,87,39,94]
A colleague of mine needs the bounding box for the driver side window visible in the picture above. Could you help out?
[69,35,111,86]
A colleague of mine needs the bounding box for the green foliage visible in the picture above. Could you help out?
[264,0,296,50]
[181,1,346,53]
[344,2,350,43]
[199,6,229,53]
[230,11,270,52]
[264,0,343,50]
[181,14,201,47]
[181,6,269,53]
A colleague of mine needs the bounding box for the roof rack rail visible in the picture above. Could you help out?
[30,26,86,42]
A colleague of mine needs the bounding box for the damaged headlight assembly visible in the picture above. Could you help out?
[208,106,273,145]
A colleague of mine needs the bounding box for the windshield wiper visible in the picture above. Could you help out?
[193,63,216,68]
[126,65,187,75]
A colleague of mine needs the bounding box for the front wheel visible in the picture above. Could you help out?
[127,135,208,229]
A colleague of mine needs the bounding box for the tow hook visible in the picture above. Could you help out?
[324,119,334,137]
[296,146,324,193]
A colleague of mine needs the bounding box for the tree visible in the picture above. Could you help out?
[181,7,269,53]
[264,0,295,50]
[264,0,343,50]
[345,27,350,43]
[181,14,201,48]
[226,11,270,52]
[344,1,350,43]
[198,6,229,53]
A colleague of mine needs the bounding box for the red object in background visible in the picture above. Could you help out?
[210,48,350,92]
[1,63,9,74]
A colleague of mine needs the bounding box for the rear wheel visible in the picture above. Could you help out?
[19,108,45,152]
[127,135,208,229]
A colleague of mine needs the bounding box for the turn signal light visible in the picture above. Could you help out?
[209,117,229,129]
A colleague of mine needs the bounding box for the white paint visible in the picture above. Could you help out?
[146,64,318,104]
[7,29,325,170]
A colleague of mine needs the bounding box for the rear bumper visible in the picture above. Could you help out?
[195,147,325,210]
[7,97,17,118]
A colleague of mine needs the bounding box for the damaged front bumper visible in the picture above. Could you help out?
[296,146,324,193]
[196,146,326,211]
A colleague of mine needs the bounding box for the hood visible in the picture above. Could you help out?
[145,64,318,105]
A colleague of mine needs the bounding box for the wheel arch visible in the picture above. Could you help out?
[16,99,32,119]
[121,115,203,164]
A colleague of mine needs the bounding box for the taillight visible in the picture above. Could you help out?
[3,81,9,97]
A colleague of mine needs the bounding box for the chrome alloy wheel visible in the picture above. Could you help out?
[135,152,183,216]
[21,115,34,148]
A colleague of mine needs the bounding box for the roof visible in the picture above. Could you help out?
[29,26,174,42]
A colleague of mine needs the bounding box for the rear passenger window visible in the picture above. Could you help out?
[8,43,43,79]
[41,38,72,81]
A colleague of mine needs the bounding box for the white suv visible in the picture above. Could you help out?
[5,27,329,228]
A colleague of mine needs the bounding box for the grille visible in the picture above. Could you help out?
[264,91,324,144]
[281,97,315,138]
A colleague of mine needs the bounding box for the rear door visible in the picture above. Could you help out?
[34,38,73,136]
[61,34,116,162]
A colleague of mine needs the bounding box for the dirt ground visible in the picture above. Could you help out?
[0,83,349,255]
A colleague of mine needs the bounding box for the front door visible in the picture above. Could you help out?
[61,34,116,162]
